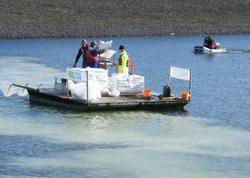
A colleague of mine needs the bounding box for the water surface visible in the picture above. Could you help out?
[0,35,250,177]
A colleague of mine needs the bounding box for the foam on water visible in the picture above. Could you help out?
[0,56,250,177]
[0,113,250,177]
[0,56,64,96]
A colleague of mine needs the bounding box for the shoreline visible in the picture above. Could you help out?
[1,25,250,39]
[2,1,250,39]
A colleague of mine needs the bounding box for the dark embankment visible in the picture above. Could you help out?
[1,0,250,38]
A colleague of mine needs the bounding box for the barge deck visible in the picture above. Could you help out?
[12,84,189,111]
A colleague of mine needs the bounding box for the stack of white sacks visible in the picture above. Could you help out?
[66,68,145,101]
[66,67,109,101]
[109,73,144,95]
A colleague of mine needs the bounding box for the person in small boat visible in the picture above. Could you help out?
[73,39,89,68]
[86,40,105,68]
[203,35,209,48]
[203,35,217,49]
[115,45,129,74]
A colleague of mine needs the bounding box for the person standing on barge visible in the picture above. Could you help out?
[115,45,129,74]
[73,39,89,68]
[87,40,105,68]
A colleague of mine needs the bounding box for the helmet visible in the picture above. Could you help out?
[119,45,125,50]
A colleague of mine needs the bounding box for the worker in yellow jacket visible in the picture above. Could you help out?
[115,45,129,74]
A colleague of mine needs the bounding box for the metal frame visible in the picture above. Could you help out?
[66,69,89,103]
[168,66,171,88]
[189,70,192,95]
[7,83,43,96]
[66,80,69,99]
[86,70,89,104]
[168,66,192,96]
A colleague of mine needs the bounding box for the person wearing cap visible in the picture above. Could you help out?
[115,45,129,74]
[86,40,105,68]
[73,39,89,68]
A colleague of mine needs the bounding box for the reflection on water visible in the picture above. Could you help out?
[1,35,250,177]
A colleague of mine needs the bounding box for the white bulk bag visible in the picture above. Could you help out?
[67,80,86,100]
[99,40,113,50]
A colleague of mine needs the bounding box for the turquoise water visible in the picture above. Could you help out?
[0,35,250,177]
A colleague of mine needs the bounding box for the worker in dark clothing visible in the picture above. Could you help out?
[73,39,89,68]
[203,35,210,48]
[86,40,105,68]
[203,35,217,49]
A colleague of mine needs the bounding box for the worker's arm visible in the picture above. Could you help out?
[73,48,81,67]
[92,48,105,55]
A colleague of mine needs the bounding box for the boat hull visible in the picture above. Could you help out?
[203,47,227,54]
[194,46,227,54]
[27,88,189,112]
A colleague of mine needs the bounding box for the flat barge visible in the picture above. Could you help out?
[11,84,189,111]
[9,66,191,112]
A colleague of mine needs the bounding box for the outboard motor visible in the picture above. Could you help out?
[163,85,171,97]
[193,46,203,54]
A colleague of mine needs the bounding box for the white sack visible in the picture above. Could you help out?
[68,80,101,101]
[66,68,87,82]
[109,73,144,93]
[68,80,87,100]
[99,40,113,50]
[88,80,101,101]
[67,67,109,92]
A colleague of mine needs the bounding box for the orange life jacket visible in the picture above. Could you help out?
[83,49,97,63]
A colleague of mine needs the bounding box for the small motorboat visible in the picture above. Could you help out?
[193,45,227,54]
[8,66,192,112]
